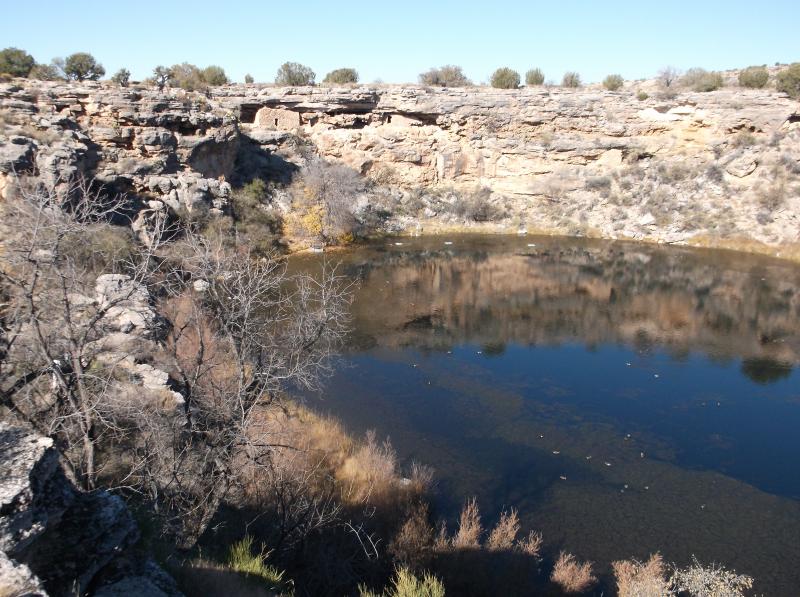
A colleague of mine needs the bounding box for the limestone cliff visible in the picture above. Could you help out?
[1,80,799,256]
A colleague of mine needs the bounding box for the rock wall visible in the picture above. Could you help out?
[0,423,182,596]
[1,80,799,255]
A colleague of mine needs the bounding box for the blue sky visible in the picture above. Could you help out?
[1,0,797,84]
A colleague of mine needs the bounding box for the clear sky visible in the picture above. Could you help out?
[1,0,797,85]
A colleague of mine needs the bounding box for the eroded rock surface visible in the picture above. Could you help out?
[1,80,799,254]
[0,423,181,596]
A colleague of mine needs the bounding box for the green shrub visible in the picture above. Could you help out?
[562,71,582,88]
[323,67,359,84]
[244,73,254,84]
[111,68,131,87]
[201,65,229,86]
[360,567,445,597]
[738,66,769,89]
[0,47,35,77]
[231,178,282,254]
[681,68,723,92]
[418,65,470,87]
[167,63,206,91]
[636,90,649,101]
[490,67,520,89]
[776,63,800,98]
[603,74,624,91]
[64,52,105,81]
[525,68,544,86]
[275,61,315,86]
[226,535,286,588]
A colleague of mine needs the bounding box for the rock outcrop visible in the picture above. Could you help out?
[0,423,182,596]
[1,80,799,256]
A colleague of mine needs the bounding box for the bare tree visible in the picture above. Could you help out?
[297,157,364,241]
[135,231,352,544]
[658,66,680,88]
[1,177,353,548]
[0,177,157,490]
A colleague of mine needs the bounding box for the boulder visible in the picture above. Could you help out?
[0,423,149,596]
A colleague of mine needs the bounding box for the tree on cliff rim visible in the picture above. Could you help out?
[276,62,316,86]
[64,52,105,81]
[323,67,359,84]
[419,65,471,87]
[0,47,35,77]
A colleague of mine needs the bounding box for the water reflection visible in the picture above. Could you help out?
[294,235,800,596]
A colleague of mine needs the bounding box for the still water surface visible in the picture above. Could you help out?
[294,235,800,595]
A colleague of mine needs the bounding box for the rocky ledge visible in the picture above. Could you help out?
[1,80,799,255]
[0,423,183,596]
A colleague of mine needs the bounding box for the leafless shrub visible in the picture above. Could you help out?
[486,508,519,551]
[658,66,680,89]
[758,180,786,212]
[0,177,156,490]
[452,187,504,222]
[516,530,543,559]
[144,233,352,544]
[551,552,597,593]
[671,557,753,597]
[286,157,366,243]
[731,131,756,147]
[337,430,398,503]
[451,498,482,549]
[389,502,435,569]
[585,176,612,195]
[613,553,675,597]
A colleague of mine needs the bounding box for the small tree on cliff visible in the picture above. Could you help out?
[490,67,520,89]
[525,68,545,86]
[657,66,679,88]
[276,61,316,86]
[323,67,359,84]
[776,63,800,98]
[419,65,470,87]
[152,65,170,91]
[562,71,582,88]
[0,47,35,77]
[603,74,624,91]
[111,68,131,87]
[64,52,105,81]
[201,65,229,86]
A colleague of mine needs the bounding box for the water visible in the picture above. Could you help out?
[293,234,800,595]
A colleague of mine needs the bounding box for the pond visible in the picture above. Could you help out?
[293,234,800,595]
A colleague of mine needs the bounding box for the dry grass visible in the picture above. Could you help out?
[486,508,519,551]
[338,430,399,503]
[359,567,445,597]
[550,552,597,594]
[613,553,673,597]
[389,502,435,569]
[451,498,483,549]
[516,530,543,559]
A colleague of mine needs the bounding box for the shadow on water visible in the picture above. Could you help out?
[293,234,800,595]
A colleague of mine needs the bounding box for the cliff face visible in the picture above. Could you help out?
[1,80,799,254]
